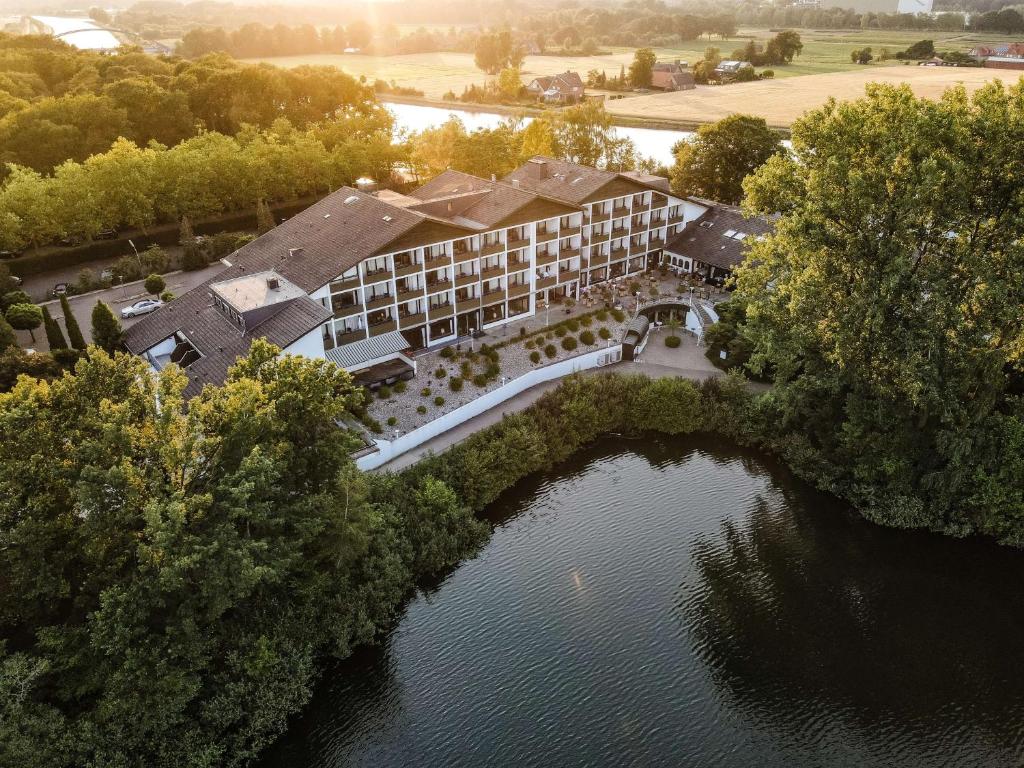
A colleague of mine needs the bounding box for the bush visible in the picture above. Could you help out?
[421,387,432,397]
[519,326,526,337]
[561,336,578,352]
[460,361,473,378]
[473,373,488,387]
[665,335,681,348]
[485,361,500,380]
[546,332,554,340]
[544,343,557,359]
[440,346,455,359]
[611,309,625,322]
[449,376,464,392]
[377,385,392,399]
[435,367,447,379]
[599,327,612,340]
[529,350,541,364]
[580,330,595,345]
[554,325,567,338]
[524,339,534,349]
[366,417,382,433]
[434,396,445,407]
[596,309,608,321]
[394,380,407,394]
[417,405,427,414]
[566,319,580,332]
[581,315,593,327]
[386,416,397,426]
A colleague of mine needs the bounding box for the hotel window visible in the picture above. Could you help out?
[508,296,529,316]
[363,256,388,276]
[331,290,359,315]
[429,291,452,309]
[509,271,528,288]
[366,308,392,326]
[364,282,391,301]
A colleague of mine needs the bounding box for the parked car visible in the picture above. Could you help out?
[0,249,22,260]
[57,236,81,248]
[121,299,163,318]
[95,229,119,240]
[9,275,22,286]
[51,282,68,297]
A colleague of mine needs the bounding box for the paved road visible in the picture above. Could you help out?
[13,264,223,351]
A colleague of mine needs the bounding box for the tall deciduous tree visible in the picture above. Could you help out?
[629,47,658,88]
[670,114,783,204]
[736,81,1024,539]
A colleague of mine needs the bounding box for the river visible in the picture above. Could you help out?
[384,101,691,167]
[260,435,1024,767]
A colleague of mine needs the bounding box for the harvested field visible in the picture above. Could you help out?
[604,66,1020,128]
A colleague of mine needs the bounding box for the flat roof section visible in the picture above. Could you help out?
[210,271,306,314]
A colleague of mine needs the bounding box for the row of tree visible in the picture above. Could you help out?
[0,34,382,174]
[176,21,374,58]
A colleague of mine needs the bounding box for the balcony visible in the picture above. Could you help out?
[336,329,365,346]
[589,208,611,222]
[363,269,391,285]
[649,235,665,247]
[429,303,454,319]
[610,248,628,261]
[399,311,426,330]
[668,213,685,225]
[332,303,362,320]
[426,279,452,294]
[612,205,630,219]
[365,294,394,311]
[507,236,530,250]
[632,199,651,213]
[369,319,397,337]
[558,269,580,283]
[454,247,479,264]
[535,275,556,290]
[330,277,360,292]
[481,240,505,257]
[560,225,581,237]
[611,225,629,239]
[397,286,424,304]
[425,251,451,268]
[393,261,421,278]
[480,265,504,281]
[455,272,477,288]
[481,289,506,307]
[589,230,610,245]
[535,250,557,266]
[536,228,557,243]
[508,282,530,298]
[457,295,482,310]
[589,251,609,266]
[652,194,669,209]
[507,258,530,273]
[560,247,581,260]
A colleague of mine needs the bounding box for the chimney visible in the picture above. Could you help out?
[491,173,496,182]
[527,159,548,179]
[267,276,280,290]
[511,179,520,189]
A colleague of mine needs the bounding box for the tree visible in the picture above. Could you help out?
[41,306,68,350]
[60,295,86,350]
[498,68,523,99]
[765,30,803,64]
[851,47,874,65]
[5,303,42,342]
[1,291,30,312]
[905,39,934,59]
[0,266,18,296]
[629,48,658,88]
[178,215,194,246]
[144,274,165,297]
[256,198,275,234]
[90,301,123,353]
[0,313,16,352]
[737,81,1024,540]
[671,114,783,204]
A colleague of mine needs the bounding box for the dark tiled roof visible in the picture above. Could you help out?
[665,203,774,271]
[504,156,666,205]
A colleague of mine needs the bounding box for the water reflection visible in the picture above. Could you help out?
[261,436,1024,768]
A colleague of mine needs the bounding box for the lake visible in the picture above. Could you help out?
[384,101,691,167]
[260,435,1024,767]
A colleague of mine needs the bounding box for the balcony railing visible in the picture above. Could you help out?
[632,199,651,213]
[536,228,557,243]
[426,278,451,294]
[429,303,454,319]
[508,282,530,298]
[612,205,630,219]
[480,265,504,280]
[589,251,609,266]
[560,225,581,237]
[399,311,426,329]
[454,247,478,264]
[589,230,610,245]
[425,251,451,267]
[335,329,365,346]
[668,213,685,225]
[481,289,506,306]
[363,269,391,285]
[481,240,505,257]
[507,258,530,273]
[558,269,580,283]
[610,247,628,261]
[535,275,556,290]
[394,261,421,278]
[397,286,424,304]
[330,277,360,292]
[535,250,557,266]
[365,294,394,310]
[507,236,530,250]
[455,272,477,288]
[589,208,611,222]
[369,319,398,336]
[560,248,581,260]
[332,303,362,319]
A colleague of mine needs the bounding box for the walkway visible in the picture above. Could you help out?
[373,330,723,472]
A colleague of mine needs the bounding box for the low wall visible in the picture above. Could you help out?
[357,344,623,470]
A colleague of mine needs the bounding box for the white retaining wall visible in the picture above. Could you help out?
[357,344,623,470]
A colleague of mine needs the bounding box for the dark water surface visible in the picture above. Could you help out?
[261,436,1024,767]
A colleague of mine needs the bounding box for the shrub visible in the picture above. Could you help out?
[440,346,455,359]
[599,327,612,340]
[421,387,432,397]
[519,326,526,337]
[580,314,593,327]
[596,309,608,321]
[434,396,445,407]
[611,308,625,322]
[566,318,580,332]
[561,336,578,352]
[472,373,488,387]
[435,367,447,379]
[546,332,554,340]
[417,405,427,414]
[460,361,473,378]
[524,339,534,349]
[554,325,567,338]
[366,417,382,433]
[377,385,392,399]
[544,343,557,359]
[386,416,397,426]
[485,361,500,380]
[649,286,659,297]
[529,350,541,364]
[394,380,407,394]
[449,376,464,392]
[665,335,681,348]
[580,330,595,345]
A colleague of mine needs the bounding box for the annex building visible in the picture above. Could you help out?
[125,158,748,395]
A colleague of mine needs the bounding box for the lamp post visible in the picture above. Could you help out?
[128,239,142,274]
[544,300,550,327]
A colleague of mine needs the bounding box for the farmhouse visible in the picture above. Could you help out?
[663,200,774,284]
[125,158,707,395]
[652,60,695,91]
[526,71,585,103]
[713,60,754,80]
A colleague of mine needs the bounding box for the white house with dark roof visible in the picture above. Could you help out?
[663,201,774,284]
[125,158,721,395]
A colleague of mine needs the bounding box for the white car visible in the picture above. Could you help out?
[121,299,163,319]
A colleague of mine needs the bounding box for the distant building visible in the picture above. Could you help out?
[971,43,1024,70]
[526,71,585,103]
[20,15,124,52]
[652,61,696,91]
[713,60,754,80]
[818,0,933,12]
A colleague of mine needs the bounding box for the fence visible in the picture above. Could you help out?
[357,344,623,470]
